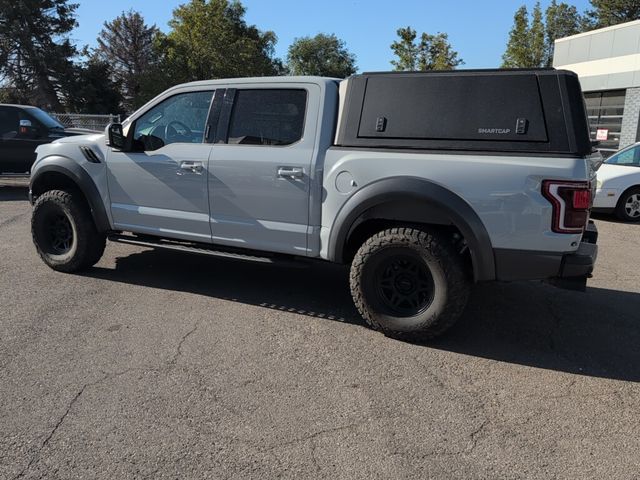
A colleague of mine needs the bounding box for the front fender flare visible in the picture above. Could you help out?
[327,177,495,282]
[30,158,111,233]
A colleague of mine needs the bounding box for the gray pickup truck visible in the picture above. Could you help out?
[28,70,600,339]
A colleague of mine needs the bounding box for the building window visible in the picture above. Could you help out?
[584,90,626,157]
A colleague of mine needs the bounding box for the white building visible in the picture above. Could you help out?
[553,19,640,157]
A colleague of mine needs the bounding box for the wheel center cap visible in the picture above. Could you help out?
[395,275,415,294]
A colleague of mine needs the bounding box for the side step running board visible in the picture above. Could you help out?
[108,234,306,267]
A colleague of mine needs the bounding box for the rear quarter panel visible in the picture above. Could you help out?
[320,149,590,258]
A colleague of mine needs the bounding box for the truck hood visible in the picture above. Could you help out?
[63,127,102,135]
[51,132,106,144]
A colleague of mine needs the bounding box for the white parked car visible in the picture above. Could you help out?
[594,142,640,221]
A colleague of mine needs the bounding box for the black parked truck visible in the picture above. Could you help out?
[0,104,96,174]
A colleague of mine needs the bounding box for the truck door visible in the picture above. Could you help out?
[0,107,50,174]
[106,90,215,242]
[0,106,20,172]
[208,85,319,256]
[0,107,32,173]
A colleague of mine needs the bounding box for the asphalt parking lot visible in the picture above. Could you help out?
[1,178,639,479]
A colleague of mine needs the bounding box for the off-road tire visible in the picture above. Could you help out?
[615,187,640,222]
[31,189,106,272]
[350,227,470,340]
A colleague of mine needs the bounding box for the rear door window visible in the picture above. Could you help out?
[0,107,19,138]
[227,89,307,146]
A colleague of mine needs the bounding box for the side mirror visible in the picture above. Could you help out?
[107,123,126,150]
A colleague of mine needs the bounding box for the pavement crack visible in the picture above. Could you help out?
[466,419,489,453]
[309,438,322,473]
[262,420,366,453]
[416,418,490,460]
[0,213,26,229]
[11,384,87,480]
[169,322,199,365]
[11,368,159,479]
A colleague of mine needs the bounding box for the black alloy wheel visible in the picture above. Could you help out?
[374,253,435,317]
[31,189,106,272]
[46,212,74,255]
[350,227,470,340]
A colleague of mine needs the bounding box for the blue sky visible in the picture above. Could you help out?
[73,0,593,71]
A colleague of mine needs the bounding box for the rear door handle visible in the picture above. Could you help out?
[277,166,303,179]
[179,161,203,174]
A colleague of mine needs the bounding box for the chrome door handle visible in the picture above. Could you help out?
[277,166,303,179]
[179,161,203,174]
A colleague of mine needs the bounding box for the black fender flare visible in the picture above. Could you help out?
[327,176,495,282]
[30,158,111,233]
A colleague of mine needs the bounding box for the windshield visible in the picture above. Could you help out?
[28,108,65,130]
[604,144,640,167]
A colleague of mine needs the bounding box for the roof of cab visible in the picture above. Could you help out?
[0,104,40,109]
[174,76,341,90]
[122,76,344,126]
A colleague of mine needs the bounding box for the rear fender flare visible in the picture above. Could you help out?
[327,176,495,282]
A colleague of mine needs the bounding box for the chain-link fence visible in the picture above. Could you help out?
[51,113,121,132]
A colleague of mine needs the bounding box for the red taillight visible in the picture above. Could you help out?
[572,190,591,210]
[542,180,591,234]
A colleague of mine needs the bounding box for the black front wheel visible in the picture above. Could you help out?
[350,227,470,340]
[31,190,106,272]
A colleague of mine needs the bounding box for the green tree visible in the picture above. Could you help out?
[502,3,551,68]
[391,27,420,71]
[545,1,583,66]
[587,0,640,28]
[529,2,547,67]
[95,10,162,111]
[419,33,464,70]
[66,57,122,114]
[0,0,78,110]
[287,34,356,78]
[164,0,280,83]
[502,5,532,67]
[391,27,463,71]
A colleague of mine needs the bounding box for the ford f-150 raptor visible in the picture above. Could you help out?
[28,70,600,339]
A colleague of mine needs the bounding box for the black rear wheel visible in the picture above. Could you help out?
[31,190,106,272]
[372,251,435,318]
[350,227,470,340]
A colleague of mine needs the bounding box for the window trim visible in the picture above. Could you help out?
[205,89,225,144]
[216,87,310,148]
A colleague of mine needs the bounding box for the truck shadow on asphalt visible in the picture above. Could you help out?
[85,248,640,382]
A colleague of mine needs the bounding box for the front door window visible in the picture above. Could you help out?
[133,91,214,151]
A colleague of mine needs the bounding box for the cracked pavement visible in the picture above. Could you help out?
[1,180,639,479]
